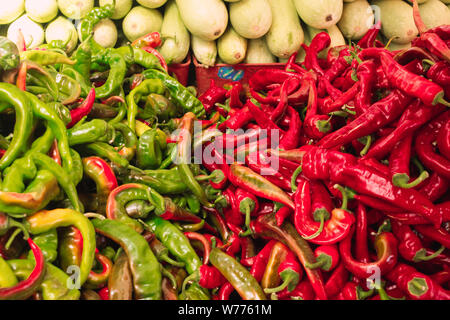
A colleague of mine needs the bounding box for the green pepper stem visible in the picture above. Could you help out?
[416,245,445,262]
[333,184,349,210]
[392,171,429,189]
[264,273,296,294]
[316,118,332,133]
[357,286,374,300]
[215,103,230,112]
[359,135,372,156]
[181,272,198,296]
[160,264,178,289]
[422,59,435,66]
[290,165,303,192]
[160,253,186,268]
[304,256,327,270]
[411,156,425,173]
[302,212,325,240]
[5,220,30,250]
[436,97,450,108]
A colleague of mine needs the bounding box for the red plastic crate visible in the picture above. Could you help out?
[193,56,285,96]
[168,54,191,87]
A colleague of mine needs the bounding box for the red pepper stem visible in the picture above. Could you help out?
[290,165,303,192]
[392,171,430,189]
[263,269,299,294]
[415,245,446,262]
[4,220,30,250]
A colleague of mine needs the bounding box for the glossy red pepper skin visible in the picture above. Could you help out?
[336,282,373,300]
[0,238,46,300]
[386,263,450,300]
[415,225,450,249]
[354,60,376,115]
[357,21,381,49]
[226,82,243,109]
[318,90,413,149]
[437,119,450,161]
[355,203,370,263]
[427,61,450,87]
[415,111,450,179]
[303,32,331,76]
[340,227,398,279]
[250,240,278,282]
[199,79,228,114]
[277,280,315,300]
[294,178,355,245]
[278,107,301,151]
[319,48,351,97]
[389,135,413,180]
[324,262,349,298]
[142,46,168,72]
[67,88,96,128]
[222,186,243,227]
[419,172,449,202]
[303,77,332,140]
[198,265,227,289]
[248,69,302,92]
[364,100,445,160]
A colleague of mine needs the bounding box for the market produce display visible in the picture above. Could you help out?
[0,0,449,301]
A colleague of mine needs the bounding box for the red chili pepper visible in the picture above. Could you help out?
[303,76,332,140]
[403,59,425,75]
[415,111,450,179]
[339,227,398,280]
[278,107,302,151]
[217,282,234,300]
[184,232,211,265]
[276,280,315,300]
[427,61,450,87]
[324,262,349,298]
[354,60,376,115]
[0,238,46,300]
[197,264,227,289]
[142,46,168,72]
[318,89,413,149]
[389,135,429,189]
[67,88,96,128]
[249,240,278,282]
[294,178,355,245]
[310,180,333,219]
[131,31,162,48]
[268,79,290,123]
[392,220,445,263]
[248,69,302,92]
[264,242,303,295]
[319,49,351,97]
[246,100,283,132]
[364,100,445,160]
[437,118,450,161]
[49,139,62,166]
[16,61,27,91]
[415,225,450,249]
[336,282,374,300]
[411,0,450,62]
[305,245,339,272]
[323,82,359,114]
[303,32,331,76]
[357,20,382,49]
[431,266,450,285]
[355,203,370,263]
[386,263,450,300]
[0,149,5,159]
[98,286,109,300]
[221,186,242,227]
[199,79,228,114]
[419,172,449,202]
[225,82,243,109]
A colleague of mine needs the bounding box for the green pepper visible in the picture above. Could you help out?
[143,69,205,118]
[0,83,34,170]
[24,208,96,286]
[61,67,92,98]
[81,142,129,168]
[126,79,165,133]
[48,102,72,126]
[26,66,59,101]
[142,93,180,121]
[20,50,76,66]
[69,36,92,81]
[209,247,267,300]
[0,36,20,72]
[108,250,133,300]
[58,226,83,274]
[0,255,18,287]
[7,259,80,300]
[137,128,167,169]
[78,3,115,42]
[24,91,73,172]
[68,119,114,146]
[92,218,162,300]
[180,282,211,300]
[93,51,127,99]
[122,168,189,195]
[26,229,58,263]
[48,71,82,105]
[144,216,202,275]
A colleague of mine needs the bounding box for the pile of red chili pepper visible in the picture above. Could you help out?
[191,2,450,300]
[0,1,449,301]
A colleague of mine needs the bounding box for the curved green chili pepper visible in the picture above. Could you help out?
[0,83,34,170]
[79,3,116,42]
[7,260,80,300]
[143,69,205,119]
[92,218,162,300]
[0,256,18,288]
[137,128,167,169]
[81,142,129,168]
[144,215,202,275]
[126,79,165,133]
[68,119,114,146]
[93,52,127,99]
[69,36,92,80]
[24,91,73,173]
[26,229,58,263]
[24,208,96,286]
[20,50,75,66]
